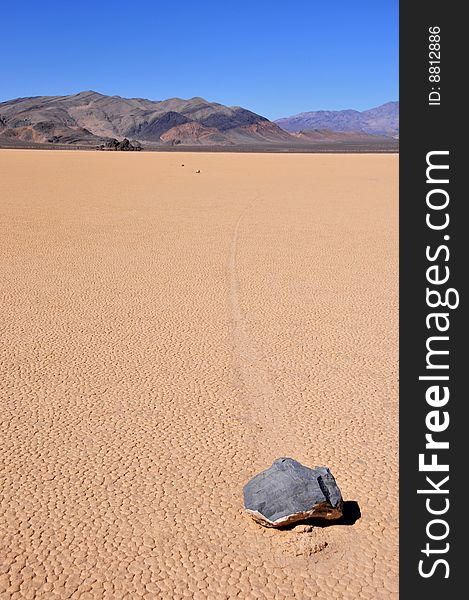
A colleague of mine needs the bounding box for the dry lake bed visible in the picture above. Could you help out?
[0,150,398,599]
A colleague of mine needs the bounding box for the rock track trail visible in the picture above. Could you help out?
[1,150,398,599]
[228,202,299,460]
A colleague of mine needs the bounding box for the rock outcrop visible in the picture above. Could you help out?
[98,138,142,151]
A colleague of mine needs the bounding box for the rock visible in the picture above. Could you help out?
[104,138,142,151]
[130,140,142,151]
[195,169,201,173]
[243,458,343,528]
[294,524,314,534]
[118,138,132,151]
[181,164,185,167]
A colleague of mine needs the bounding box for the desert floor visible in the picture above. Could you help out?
[0,150,398,599]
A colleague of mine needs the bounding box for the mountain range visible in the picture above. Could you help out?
[275,102,399,137]
[0,91,291,147]
[0,92,399,149]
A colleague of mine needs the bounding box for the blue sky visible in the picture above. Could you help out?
[1,0,398,120]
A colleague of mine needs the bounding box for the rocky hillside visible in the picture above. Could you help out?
[0,91,292,147]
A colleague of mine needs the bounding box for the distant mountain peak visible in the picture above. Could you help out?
[71,90,104,99]
[275,102,399,137]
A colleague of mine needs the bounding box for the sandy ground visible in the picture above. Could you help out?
[0,150,398,599]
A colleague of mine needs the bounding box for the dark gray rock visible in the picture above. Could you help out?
[243,458,343,527]
[104,138,141,151]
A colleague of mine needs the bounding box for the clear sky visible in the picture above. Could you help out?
[1,0,398,120]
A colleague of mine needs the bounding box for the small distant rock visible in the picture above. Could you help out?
[195,169,201,173]
[294,524,314,534]
[181,164,185,167]
[243,458,343,528]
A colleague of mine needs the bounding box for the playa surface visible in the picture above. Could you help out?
[0,150,398,599]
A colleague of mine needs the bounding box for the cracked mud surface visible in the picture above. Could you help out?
[0,150,398,598]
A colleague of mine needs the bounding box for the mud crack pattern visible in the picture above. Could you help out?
[0,150,398,599]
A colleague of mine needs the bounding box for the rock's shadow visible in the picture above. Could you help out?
[283,501,362,530]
